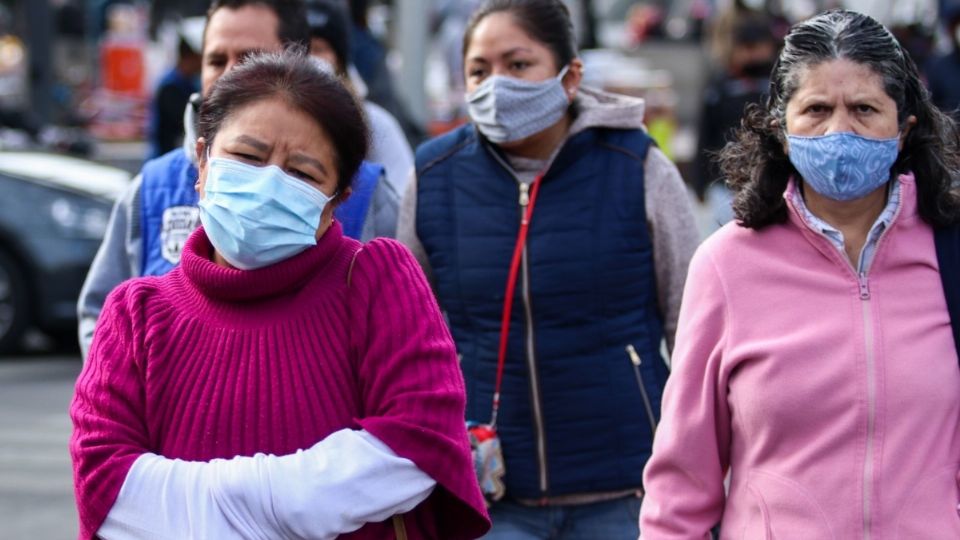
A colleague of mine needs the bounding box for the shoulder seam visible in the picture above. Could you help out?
[596,134,651,165]
[419,137,473,175]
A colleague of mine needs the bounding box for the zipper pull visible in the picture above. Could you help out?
[519,182,530,208]
[626,344,642,366]
[858,273,870,300]
[626,344,658,436]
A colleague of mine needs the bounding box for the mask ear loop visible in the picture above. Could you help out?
[557,64,574,101]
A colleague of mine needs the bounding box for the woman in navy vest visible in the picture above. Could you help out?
[397,0,700,537]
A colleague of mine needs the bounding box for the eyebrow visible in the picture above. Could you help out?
[795,92,886,106]
[466,47,535,64]
[502,47,534,58]
[288,153,329,177]
[234,135,270,152]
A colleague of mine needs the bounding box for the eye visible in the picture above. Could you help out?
[205,56,226,68]
[289,168,317,183]
[510,60,530,71]
[804,104,829,115]
[232,152,262,164]
[468,67,487,79]
[855,104,876,114]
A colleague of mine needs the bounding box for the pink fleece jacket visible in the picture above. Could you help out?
[70,222,490,540]
[640,174,960,539]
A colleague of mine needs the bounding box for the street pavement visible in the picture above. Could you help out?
[0,354,81,540]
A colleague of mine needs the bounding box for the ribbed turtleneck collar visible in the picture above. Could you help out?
[181,222,344,302]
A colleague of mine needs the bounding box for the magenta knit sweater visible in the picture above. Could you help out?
[70,222,490,540]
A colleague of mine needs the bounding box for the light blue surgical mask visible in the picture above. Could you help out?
[198,156,334,270]
[787,132,900,201]
[466,66,571,144]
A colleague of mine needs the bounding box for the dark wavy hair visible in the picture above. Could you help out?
[462,0,577,71]
[719,9,960,229]
[198,49,368,193]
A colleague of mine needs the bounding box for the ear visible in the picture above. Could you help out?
[898,114,917,152]
[195,137,208,196]
[562,58,584,103]
[315,189,348,241]
[195,137,207,166]
[770,118,791,155]
[331,186,353,207]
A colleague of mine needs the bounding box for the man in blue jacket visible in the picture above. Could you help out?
[78,0,398,359]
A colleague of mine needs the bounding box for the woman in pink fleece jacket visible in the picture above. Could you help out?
[640,10,960,539]
[70,51,489,539]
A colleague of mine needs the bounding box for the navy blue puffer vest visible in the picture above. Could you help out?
[415,124,668,500]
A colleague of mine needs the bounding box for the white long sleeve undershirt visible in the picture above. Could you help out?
[98,429,436,540]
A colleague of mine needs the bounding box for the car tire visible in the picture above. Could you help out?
[0,249,29,355]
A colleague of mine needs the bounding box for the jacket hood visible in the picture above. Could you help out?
[182,93,201,167]
[569,86,647,137]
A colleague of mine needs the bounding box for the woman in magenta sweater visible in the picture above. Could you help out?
[70,50,489,540]
[640,10,960,539]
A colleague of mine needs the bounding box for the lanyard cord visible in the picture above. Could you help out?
[491,174,544,428]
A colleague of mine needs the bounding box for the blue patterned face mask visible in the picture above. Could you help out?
[199,156,334,270]
[466,66,571,144]
[787,132,900,201]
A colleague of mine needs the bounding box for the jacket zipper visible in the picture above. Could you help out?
[626,345,658,437]
[859,272,875,540]
[518,182,550,497]
[787,191,903,540]
[485,143,552,499]
[855,203,902,540]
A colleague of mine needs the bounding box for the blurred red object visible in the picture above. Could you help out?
[101,41,145,96]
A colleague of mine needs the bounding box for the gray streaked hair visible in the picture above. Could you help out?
[718,10,960,229]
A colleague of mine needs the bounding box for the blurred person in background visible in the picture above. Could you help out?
[641,10,960,538]
[347,0,426,144]
[77,0,398,360]
[695,10,779,227]
[70,50,490,540]
[924,2,960,118]
[398,0,699,537]
[146,19,202,159]
[306,0,413,195]
[0,4,39,140]
[431,0,482,103]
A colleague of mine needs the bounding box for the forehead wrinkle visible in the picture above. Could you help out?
[233,134,270,152]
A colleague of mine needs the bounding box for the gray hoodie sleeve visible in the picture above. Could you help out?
[360,170,399,241]
[77,176,143,361]
[396,171,434,285]
[644,147,700,355]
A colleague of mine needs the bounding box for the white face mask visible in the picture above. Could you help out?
[465,66,571,144]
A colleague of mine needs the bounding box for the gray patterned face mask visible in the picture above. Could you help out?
[466,66,570,144]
